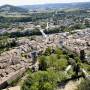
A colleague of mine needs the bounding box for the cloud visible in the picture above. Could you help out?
[0,0,90,5]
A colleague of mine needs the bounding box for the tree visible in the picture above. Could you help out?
[55,48,63,59]
[85,20,90,27]
[44,47,52,56]
[43,82,53,90]
[46,54,57,69]
[80,50,85,62]
[39,55,48,71]
[73,64,80,77]
[55,59,68,71]
[22,71,58,90]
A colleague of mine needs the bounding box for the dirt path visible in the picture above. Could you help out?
[60,81,78,90]
[57,79,81,90]
[3,86,20,90]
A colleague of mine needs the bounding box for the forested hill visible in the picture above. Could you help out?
[0,2,90,13]
[0,5,28,13]
[20,2,90,10]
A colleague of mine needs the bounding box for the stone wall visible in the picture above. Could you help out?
[0,67,26,89]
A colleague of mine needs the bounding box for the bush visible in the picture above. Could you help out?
[39,55,48,71]
[21,69,68,90]
[78,79,90,90]
[21,47,74,90]
[44,47,52,56]
[22,71,58,90]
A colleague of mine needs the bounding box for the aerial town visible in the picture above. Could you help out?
[0,1,90,90]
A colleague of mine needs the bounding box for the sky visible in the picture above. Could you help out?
[0,0,90,6]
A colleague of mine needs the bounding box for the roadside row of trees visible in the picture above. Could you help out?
[0,23,87,38]
[0,12,53,23]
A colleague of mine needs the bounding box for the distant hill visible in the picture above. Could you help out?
[0,2,90,13]
[0,5,28,13]
[20,2,90,10]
